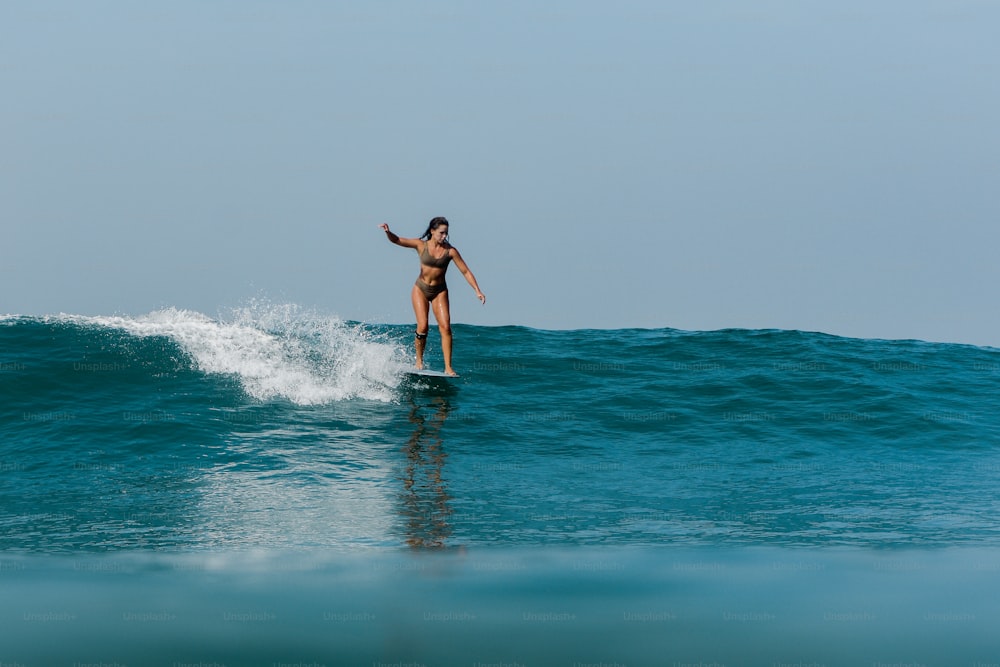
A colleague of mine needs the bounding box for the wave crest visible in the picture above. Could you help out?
[60,302,406,405]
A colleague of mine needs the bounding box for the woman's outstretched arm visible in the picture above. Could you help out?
[451,250,486,304]
[379,223,420,249]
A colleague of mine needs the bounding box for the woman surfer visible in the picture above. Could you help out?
[380,217,485,376]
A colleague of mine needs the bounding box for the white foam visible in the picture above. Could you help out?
[56,302,407,405]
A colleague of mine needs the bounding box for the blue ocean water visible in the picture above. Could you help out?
[2,304,1000,664]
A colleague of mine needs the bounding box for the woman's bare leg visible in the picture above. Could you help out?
[411,284,430,370]
[431,290,455,375]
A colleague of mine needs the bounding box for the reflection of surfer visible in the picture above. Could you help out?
[400,397,453,549]
[380,218,485,376]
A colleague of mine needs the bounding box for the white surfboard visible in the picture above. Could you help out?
[404,368,459,379]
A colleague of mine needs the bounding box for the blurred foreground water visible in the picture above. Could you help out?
[3,547,999,666]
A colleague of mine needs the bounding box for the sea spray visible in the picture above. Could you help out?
[55,302,407,404]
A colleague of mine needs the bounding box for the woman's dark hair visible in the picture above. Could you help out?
[420,217,449,240]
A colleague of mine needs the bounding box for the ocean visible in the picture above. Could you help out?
[2,303,999,665]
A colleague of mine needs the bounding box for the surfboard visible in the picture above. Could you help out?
[404,369,459,379]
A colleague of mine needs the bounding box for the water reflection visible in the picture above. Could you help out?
[399,394,454,548]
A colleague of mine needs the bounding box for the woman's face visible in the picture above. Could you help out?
[432,225,449,243]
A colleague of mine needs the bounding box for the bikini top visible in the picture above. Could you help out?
[420,242,452,269]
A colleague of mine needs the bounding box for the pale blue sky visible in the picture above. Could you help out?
[3,1,998,346]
